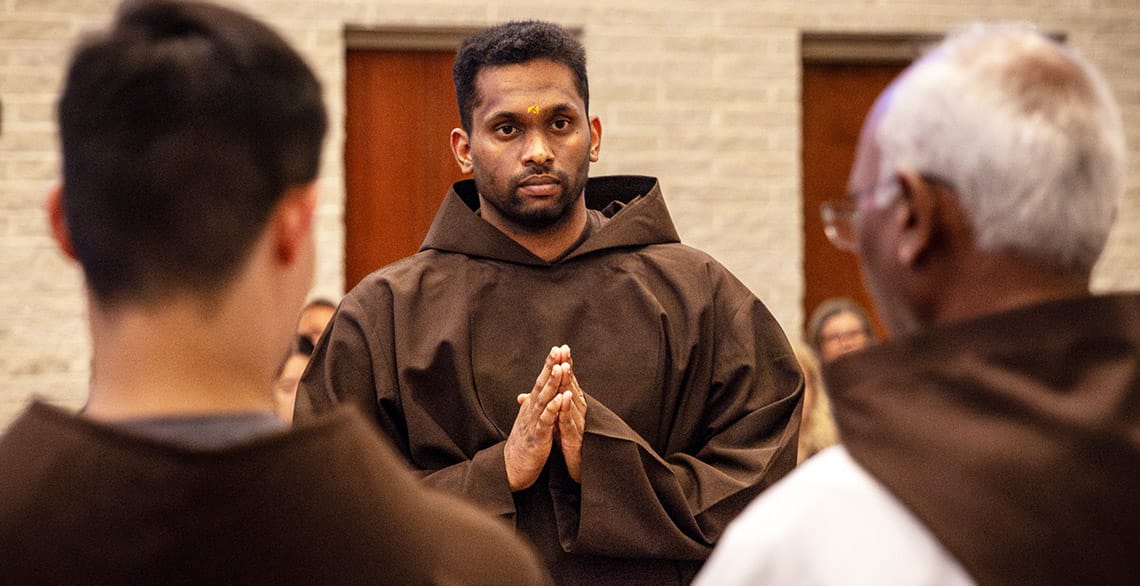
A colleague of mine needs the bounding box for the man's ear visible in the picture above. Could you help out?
[273,182,318,264]
[450,128,474,174]
[45,184,76,260]
[894,170,938,267]
[588,116,602,162]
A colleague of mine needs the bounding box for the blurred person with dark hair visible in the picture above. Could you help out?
[296,298,337,356]
[0,2,548,583]
[274,297,337,422]
[698,23,1136,585]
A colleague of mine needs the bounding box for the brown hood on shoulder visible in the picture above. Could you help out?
[825,293,1140,585]
[420,176,681,266]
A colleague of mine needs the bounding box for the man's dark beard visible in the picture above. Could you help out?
[478,160,588,231]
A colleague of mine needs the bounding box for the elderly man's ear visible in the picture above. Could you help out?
[893,171,943,267]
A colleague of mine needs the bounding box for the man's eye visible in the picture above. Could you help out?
[497,125,517,136]
[552,119,570,130]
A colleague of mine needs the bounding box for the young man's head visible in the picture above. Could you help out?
[844,23,1125,334]
[53,0,327,309]
[449,21,601,238]
[452,20,588,135]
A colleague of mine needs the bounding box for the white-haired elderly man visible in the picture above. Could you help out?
[696,23,1136,586]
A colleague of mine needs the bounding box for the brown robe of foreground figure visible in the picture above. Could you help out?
[0,403,551,584]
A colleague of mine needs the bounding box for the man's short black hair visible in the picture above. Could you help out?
[452,20,587,133]
[58,0,327,307]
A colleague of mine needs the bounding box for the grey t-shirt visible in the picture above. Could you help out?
[114,412,287,449]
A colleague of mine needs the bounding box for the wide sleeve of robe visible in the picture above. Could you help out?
[296,284,521,519]
[551,267,803,559]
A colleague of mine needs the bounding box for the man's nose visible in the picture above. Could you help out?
[522,132,554,166]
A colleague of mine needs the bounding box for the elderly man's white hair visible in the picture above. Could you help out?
[875,22,1126,275]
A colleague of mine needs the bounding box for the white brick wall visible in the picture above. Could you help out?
[2,0,1138,428]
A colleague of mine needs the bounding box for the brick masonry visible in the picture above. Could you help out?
[1,0,1137,428]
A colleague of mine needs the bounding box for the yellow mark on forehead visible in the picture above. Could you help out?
[527,104,541,115]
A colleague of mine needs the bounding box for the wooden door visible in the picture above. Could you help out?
[344,49,467,291]
[801,62,905,339]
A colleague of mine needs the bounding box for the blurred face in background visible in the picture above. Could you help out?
[273,353,308,423]
[275,302,335,423]
[296,303,335,354]
[818,310,872,363]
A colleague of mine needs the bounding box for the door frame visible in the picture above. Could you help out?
[799,32,940,339]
